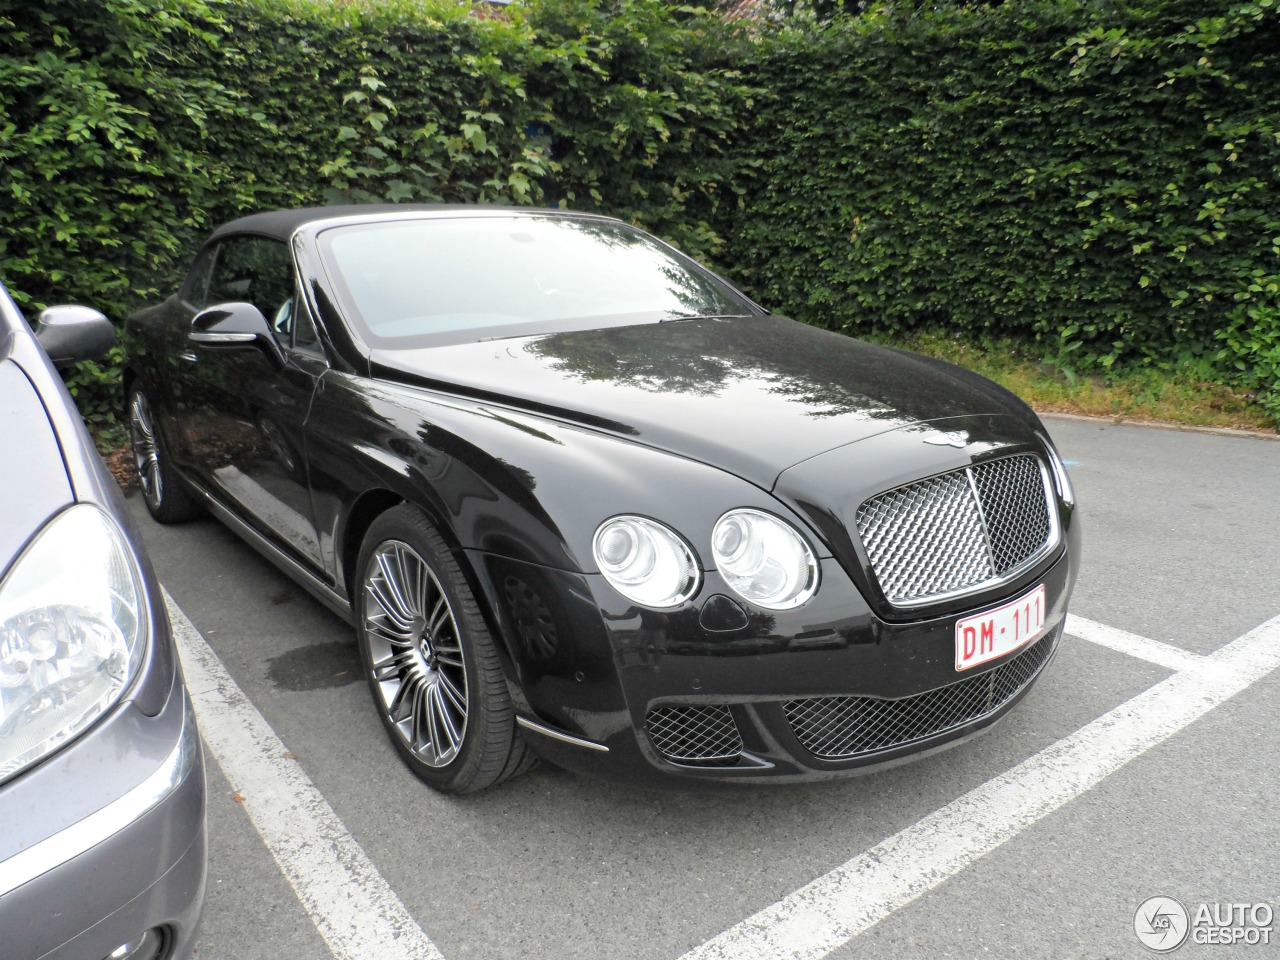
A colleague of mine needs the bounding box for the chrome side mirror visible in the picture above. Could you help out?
[189,302,284,367]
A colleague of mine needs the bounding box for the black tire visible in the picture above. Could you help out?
[127,384,203,523]
[355,504,534,793]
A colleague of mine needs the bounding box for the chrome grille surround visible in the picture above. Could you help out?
[646,704,743,766]
[855,454,1056,607]
[783,627,1058,760]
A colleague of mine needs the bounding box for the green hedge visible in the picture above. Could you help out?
[0,1,243,428]
[1,0,1277,430]
[718,1,1280,415]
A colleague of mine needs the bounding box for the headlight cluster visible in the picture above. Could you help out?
[711,509,819,610]
[593,517,701,608]
[593,509,819,611]
[0,505,149,783]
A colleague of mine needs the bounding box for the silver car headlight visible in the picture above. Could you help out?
[0,505,149,783]
[593,516,701,608]
[712,509,819,610]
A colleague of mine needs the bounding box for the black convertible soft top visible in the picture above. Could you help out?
[206,203,579,243]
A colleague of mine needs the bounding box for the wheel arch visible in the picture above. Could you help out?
[338,487,481,617]
[340,487,535,716]
[339,489,407,606]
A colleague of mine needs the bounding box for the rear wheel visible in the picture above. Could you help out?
[355,504,534,792]
[127,384,202,523]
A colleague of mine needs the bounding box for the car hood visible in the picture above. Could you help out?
[368,315,1030,488]
[0,357,74,570]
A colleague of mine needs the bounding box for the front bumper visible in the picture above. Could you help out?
[478,529,1077,788]
[0,680,207,959]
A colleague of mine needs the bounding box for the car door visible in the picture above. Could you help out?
[173,234,326,569]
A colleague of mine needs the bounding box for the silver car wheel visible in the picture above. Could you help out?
[362,540,469,768]
[129,390,163,509]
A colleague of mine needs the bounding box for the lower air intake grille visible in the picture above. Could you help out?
[646,704,743,766]
[783,629,1057,760]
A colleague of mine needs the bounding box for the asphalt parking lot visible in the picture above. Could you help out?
[128,415,1280,960]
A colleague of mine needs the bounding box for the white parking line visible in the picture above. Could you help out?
[166,592,444,960]
[169,574,1275,960]
[677,615,1280,960]
[1065,614,1207,673]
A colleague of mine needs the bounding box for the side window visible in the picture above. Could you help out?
[182,247,218,309]
[205,236,297,336]
[292,298,323,355]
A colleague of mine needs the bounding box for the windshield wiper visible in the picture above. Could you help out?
[658,313,757,323]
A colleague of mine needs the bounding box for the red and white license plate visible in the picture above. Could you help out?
[955,583,1047,672]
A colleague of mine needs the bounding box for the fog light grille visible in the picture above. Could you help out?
[646,704,742,766]
[856,454,1054,605]
[784,628,1057,760]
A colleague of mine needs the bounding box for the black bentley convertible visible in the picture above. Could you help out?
[122,205,1079,792]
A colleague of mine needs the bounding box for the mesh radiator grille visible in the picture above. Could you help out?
[856,454,1053,605]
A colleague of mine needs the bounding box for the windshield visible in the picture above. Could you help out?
[316,216,757,348]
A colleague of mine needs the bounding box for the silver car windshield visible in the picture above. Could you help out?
[315,215,757,348]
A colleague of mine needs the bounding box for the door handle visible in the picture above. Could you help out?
[179,351,199,363]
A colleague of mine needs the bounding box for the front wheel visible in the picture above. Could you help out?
[127,384,202,523]
[355,504,534,793]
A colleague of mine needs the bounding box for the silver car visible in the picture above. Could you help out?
[0,283,206,960]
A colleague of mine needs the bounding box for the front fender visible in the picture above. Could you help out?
[308,373,828,587]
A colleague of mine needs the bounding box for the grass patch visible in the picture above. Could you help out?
[870,330,1278,434]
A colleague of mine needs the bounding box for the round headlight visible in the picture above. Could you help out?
[0,505,149,783]
[592,516,701,609]
[712,509,818,610]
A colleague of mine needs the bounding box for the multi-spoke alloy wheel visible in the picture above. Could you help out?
[129,390,163,510]
[127,384,201,523]
[363,541,469,768]
[355,505,533,793]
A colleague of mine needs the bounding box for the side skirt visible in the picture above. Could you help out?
[192,484,354,625]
